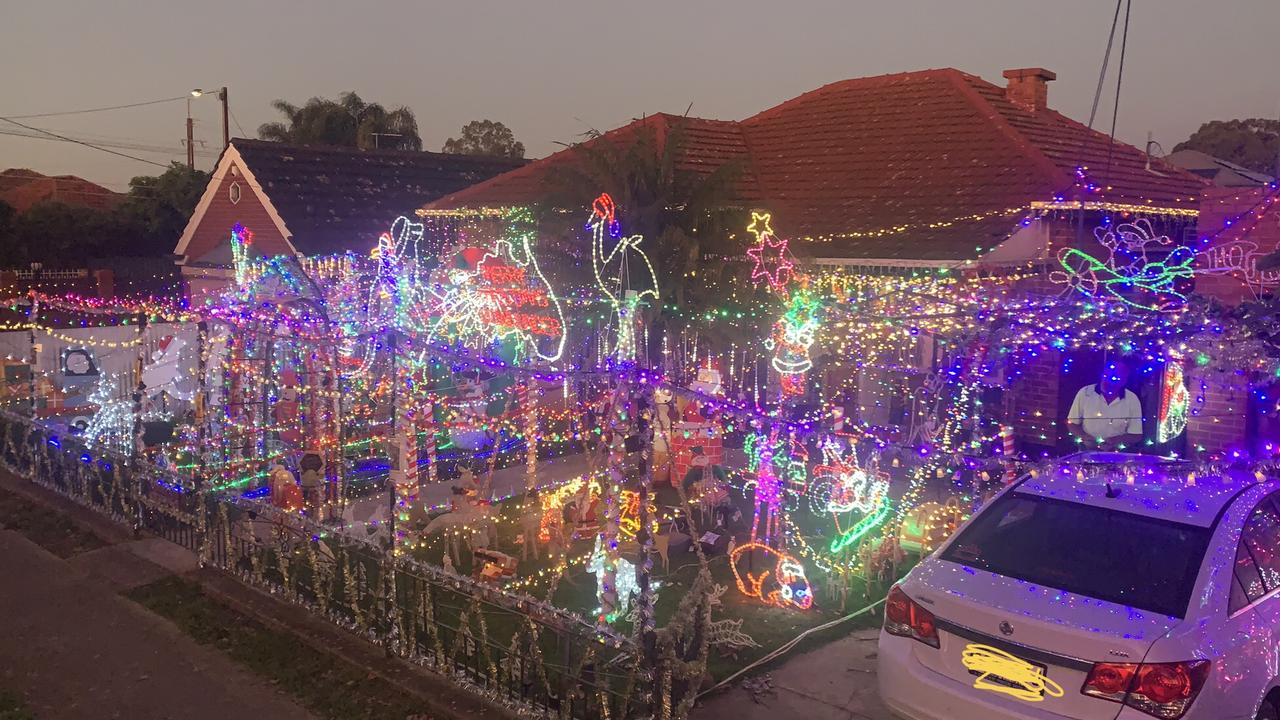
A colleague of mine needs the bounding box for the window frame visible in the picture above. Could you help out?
[1228,491,1280,617]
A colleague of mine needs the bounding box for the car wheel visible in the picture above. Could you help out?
[1259,698,1280,720]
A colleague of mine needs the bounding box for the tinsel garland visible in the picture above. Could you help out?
[471,596,498,685]
[421,582,446,667]
[277,545,292,594]
[344,554,363,628]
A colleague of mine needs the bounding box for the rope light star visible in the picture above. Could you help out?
[745,211,794,291]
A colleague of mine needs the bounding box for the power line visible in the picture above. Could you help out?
[0,117,173,168]
[1,95,188,120]
[0,127,218,158]
[229,108,248,139]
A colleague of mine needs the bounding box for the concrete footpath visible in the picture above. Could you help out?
[693,628,895,720]
[0,528,316,720]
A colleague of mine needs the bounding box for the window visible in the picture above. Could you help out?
[228,181,242,205]
[940,493,1211,618]
[1232,495,1280,613]
[1232,541,1266,613]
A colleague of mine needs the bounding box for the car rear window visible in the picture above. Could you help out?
[940,492,1212,617]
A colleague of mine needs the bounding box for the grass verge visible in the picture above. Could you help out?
[0,686,35,720]
[0,485,105,558]
[128,576,431,720]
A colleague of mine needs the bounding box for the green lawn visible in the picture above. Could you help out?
[401,477,893,683]
[0,686,35,720]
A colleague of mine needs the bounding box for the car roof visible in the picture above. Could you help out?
[1012,453,1273,528]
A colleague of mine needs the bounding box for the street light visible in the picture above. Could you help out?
[190,87,230,153]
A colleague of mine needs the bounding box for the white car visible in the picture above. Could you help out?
[879,453,1280,720]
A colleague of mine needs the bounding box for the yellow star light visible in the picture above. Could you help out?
[747,211,774,241]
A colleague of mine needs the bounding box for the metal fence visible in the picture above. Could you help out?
[0,411,673,719]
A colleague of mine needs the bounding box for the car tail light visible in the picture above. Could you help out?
[883,585,939,648]
[1081,659,1209,719]
[1082,662,1137,703]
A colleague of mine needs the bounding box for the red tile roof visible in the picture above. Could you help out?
[0,168,122,213]
[428,68,1206,261]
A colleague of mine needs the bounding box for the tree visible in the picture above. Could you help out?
[547,117,746,345]
[0,200,16,265]
[117,162,208,255]
[1174,119,1280,175]
[258,92,422,151]
[442,120,526,159]
[7,202,135,266]
[0,164,208,267]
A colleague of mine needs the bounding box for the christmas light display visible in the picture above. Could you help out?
[745,211,794,291]
[588,193,660,361]
[230,223,254,287]
[1051,220,1195,312]
[1158,354,1190,443]
[587,536,639,623]
[728,543,813,610]
[767,288,822,395]
[810,438,888,514]
[426,224,567,363]
[10,175,1280,702]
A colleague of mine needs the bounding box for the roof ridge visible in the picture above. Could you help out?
[945,72,1072,194]
[1031,106,1208,188]
[230,137,526,167]
[428,114,668,209]
[740,68,971,126]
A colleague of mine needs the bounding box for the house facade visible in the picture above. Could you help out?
[426,66,1210,454]
[174,139,524,299]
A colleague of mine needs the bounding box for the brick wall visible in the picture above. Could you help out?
[1185,368,1249,454]
[1007,350,1062,449]
[1195,186,1280,305]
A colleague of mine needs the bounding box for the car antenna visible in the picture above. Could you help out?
[1105,481,1121,499]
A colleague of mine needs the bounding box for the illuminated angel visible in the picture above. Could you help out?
[587,193,659,361]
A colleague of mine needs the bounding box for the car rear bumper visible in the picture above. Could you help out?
[879,629,1229,720]
[878,630,1081,720]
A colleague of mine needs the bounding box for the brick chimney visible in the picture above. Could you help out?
[1002,68,1056,112]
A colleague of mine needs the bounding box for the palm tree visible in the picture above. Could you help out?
[549,117,744,310]
[257,92,422,151]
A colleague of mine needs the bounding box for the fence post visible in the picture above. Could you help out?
[26,291,39,420]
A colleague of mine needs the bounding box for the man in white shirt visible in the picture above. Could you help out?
[1067,359,1144,450]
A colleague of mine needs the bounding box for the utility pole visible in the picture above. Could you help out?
[185,95,196,169]
[219,86,229,149]
[186,115,195,169]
